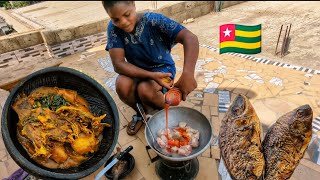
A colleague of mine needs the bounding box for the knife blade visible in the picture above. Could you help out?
[95,145,133,180]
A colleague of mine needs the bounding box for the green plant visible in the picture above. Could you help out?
[11,1,31,8]
[0,1,9,7]
[3,1,11,9]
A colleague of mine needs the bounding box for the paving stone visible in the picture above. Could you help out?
[203,93,218,107]
[211,146,220,160]
[188,96,204,101]
[0,162,9,179]
[0,149,8,162]
[196,156,219,180]
[203,61,221,70]
[190,100,201,105]
[236,76,254,86]
[252,100,279,128]
[211,116,220,137]
[2,158,20,179]
[232,83,250,95]
[122,166,144,180]
[201,105,211,120]
[218,113,226,122]
[193,105,201,112]
[126,139,158,180]
[279,87,305,96]
[217,79,234,90]
[118,128,137,146]
[201,146,211,158]
[81,165,106,180]
[266,83,284,96]
[225,80,240,92]
[210,106,218,116]
[204,82,219,93]
[0,89,9,107]
[118,108,129,130]
[121,106,136,123]
[135,124,148,146]
[179,100,195,108]
[213,76,224,84]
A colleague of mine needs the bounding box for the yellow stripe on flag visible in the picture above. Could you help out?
[220,41,261,49]
[235,30,261,38]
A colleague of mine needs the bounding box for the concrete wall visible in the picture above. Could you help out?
[41,19,110,46]
[0,30,43,54]
[155,1,212,23]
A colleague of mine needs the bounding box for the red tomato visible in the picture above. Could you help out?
[180,140,188,146]
[168,139,180,147]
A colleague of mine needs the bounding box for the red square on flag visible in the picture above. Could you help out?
[220,24,235,42]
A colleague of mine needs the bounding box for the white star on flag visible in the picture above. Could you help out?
[223,28,232,37]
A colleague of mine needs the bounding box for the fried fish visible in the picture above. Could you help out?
[219,94,265,180]
[262,104,313,180]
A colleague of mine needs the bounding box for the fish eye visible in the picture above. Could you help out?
[232,107,240,114]
[296,110,304,118]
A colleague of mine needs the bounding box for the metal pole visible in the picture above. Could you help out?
[275,25,283,55]
[281,25,288,57]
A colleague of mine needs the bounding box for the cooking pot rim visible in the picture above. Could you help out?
[144,106,212,161]
[1,67,120,179]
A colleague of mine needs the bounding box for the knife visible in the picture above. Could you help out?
[95,145,133,180]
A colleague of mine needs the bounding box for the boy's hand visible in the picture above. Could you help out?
[152,72,173,89]
[174,72,197,101]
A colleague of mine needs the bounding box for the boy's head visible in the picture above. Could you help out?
[102,1,137,33]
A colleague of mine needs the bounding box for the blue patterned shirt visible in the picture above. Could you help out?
[106,12,185,72]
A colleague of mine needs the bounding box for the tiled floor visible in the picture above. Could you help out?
[1,43,320,179]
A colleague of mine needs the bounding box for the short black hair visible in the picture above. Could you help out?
[102,1,133,11]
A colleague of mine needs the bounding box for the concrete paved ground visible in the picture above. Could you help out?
[10,1,182,30]
[1,43,319,179]
[184,1,320,70]
[3,1,319,72]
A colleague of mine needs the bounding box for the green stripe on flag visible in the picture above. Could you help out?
[235,24,261,31]
[235,36,261,43]
[220,47,261,54]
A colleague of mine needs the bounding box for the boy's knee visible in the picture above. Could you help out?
[137,81,155,102]
[115,75,134,98]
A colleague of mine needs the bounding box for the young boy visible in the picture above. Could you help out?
[102,1,199,135]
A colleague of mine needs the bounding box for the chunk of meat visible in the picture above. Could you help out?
[156,135,168,149]
[51,143,68,163]
[179,122,187,128]
[178,145,192,156]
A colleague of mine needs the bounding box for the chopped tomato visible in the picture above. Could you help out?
[168,139,180,147]
[180,140,188,146]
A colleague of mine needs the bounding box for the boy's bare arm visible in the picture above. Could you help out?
[109,48,173,89]
[174,29,199,100]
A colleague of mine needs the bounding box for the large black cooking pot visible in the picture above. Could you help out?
[1,67,119,179]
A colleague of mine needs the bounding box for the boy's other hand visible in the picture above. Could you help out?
[152,72,173,89]
[174,72,197,101]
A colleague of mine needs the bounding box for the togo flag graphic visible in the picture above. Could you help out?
[219,24,261,54]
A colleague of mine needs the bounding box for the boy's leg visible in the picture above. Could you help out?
[115,75,139,112]
[137,79,165,110]
[116,74,146,135]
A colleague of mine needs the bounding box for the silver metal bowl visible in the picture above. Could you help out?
[145,106,213,161]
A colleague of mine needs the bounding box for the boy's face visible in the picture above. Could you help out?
[106,2,137,33]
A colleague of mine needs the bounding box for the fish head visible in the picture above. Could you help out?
[289,104,313,134]
[228,94,251,127]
